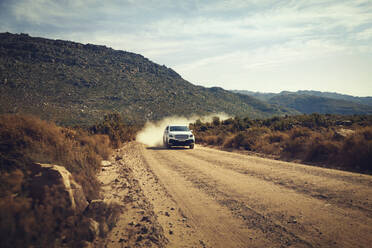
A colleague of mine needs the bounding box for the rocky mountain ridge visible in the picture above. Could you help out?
[0,32,293,126]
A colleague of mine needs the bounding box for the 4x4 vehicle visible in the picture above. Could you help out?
[163,125,195,149]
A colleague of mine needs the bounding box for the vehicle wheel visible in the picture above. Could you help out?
[189,144,194,149]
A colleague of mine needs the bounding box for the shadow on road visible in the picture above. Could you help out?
[146,146,189,150]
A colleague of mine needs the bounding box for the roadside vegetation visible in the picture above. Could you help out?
[0,113,137,247]
[191,114,372,173]
[89,112,139,148]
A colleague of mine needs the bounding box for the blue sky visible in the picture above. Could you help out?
[1,0,372,96]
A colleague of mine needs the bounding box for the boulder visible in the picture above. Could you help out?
[101,160,112,167]
[29,163,88,214]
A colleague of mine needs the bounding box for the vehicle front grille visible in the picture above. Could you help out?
[175,135,189,140]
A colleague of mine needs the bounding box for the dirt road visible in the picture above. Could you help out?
[102,142,372,248]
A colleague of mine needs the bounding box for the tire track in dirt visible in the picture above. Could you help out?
[151,147,372,248]
[150,149,315,248]
[186,147,372,217]
[138,145,277,248]
[112,142,372,248]
[196,147,372,186]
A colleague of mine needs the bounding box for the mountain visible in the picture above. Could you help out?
[296,90,372,106]
[233,90,372,115]
[231,90,277,102]
[0,33,294,126]
[268,94,372,115]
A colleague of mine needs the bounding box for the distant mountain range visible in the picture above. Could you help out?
[0,32,294,126]
[232,90,372,115]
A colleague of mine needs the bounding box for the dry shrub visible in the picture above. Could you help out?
[0,167,85,247]
[0,114,112,199]
[0,169,23,195]
[222,132,246,149]
[290,127,311,139]
[222,128,269,150]
[0,114,114,247]
[216,134,225,145]
[282,136,307,158]
[85,200,122,238]
[204,135,219,145]
[283,127,372,172]
[255,140,282,155]
[230,133,247,149]
[203,135,215,145]
[90,113,139,148]
[360,126,372,140]
[305,139,340,163]
[268,132,289,143]
[340,127,372,171]
[192,114,372,174]
[222,134,235,148]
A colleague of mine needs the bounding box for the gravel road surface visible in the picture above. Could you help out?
[100,142,372,248]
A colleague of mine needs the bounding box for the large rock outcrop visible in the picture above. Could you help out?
[29,163,88,214]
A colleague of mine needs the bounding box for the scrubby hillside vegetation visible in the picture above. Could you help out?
[234,90,372,114]
[268,94,372,115]
[0,32,294,126]
[191,114,372,173]
[0,114,137,247]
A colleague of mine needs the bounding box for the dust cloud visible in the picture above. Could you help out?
[136,113,230,147]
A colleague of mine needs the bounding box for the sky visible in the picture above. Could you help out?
[1,0,372,96]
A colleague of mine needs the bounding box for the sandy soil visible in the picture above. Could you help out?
[99,142,372,248]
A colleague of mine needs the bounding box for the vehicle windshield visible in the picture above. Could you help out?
[170,126,189,132]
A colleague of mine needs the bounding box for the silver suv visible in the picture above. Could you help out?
[163,125,195,149]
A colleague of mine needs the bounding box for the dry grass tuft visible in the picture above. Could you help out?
[0,114,115,247]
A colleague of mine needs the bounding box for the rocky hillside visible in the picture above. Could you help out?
[0,33,294,126]
[296,90,372,106]
[233,90,372,115]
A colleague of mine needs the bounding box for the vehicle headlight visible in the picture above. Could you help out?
[169,134,174,138]
[190,134,193,138]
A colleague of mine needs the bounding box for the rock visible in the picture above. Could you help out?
[136,235,143,242]
[85,199,121,237]
[101,160,112,167]
[141,216,150,222]
[29,163,88,214]
[100,222,109,237]
[140,226,149,234]
[288,216,297,224]
[86,199,106,211]
[87,219,99,241]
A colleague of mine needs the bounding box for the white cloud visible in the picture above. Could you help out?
[356,28,372,40]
